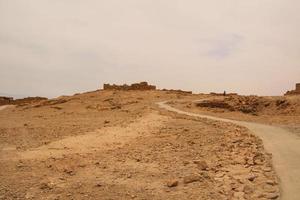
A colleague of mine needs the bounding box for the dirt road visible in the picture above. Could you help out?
[157,101,300,200]
[0,105,13,111]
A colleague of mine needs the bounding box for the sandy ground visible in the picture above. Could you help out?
[0,90,293,199]
[158,101,300,200]
[0,105,14,111]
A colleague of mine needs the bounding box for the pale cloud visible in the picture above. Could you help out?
[0,0,299,97]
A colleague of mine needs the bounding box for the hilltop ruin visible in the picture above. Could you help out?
[285,83,300,95]
[0,96,14,106]
[103,82,156,91]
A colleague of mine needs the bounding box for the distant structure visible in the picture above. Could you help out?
[161,89,192,94]
[285,83,300,95]
[0,96,13,106]
[103,82,156,91]
[0,96,47,106]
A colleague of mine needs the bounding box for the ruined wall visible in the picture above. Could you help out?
[13,97,48,105]
[162,89,193,95]
[285,83,300,95]
[296,83,300,92]
[0,96,48,106]
[103,82,156,91]
[0,96,14,106]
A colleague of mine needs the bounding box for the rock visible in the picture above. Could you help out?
[264,193,279,199]
[247,174,256,182]
[182,161,190,166]
[127,174,132,178]
[266,180,277,186]
[167,180,178,187]
[111,105,121,110]
[16,161,25,168]
[78,164,86,168]
[263,185,277,193]
[215,172,225,178]
[263,167,272,172]
[193,160,209,170]
[95,182,102,187]
[63,168,75,176]
[104,120,110,124]
[253,158,263,165]
[183,175,202,184]
[199,171,210,179]
[40,182,54,190]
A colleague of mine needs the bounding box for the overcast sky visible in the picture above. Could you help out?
[0,0,299,97]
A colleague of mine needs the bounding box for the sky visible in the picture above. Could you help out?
[0,0,300,98]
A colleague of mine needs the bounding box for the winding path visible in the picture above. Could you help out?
[157,101,300,200]
[0,105,13,111]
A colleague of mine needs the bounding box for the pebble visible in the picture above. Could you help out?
[247,174,256,181]
[96,182,102,187]
[183,175,202,184]
[167,180,179,187]
[263,167,272,172]
[264,192,279,199]
[266,180,276,185]
[194,160,209,170]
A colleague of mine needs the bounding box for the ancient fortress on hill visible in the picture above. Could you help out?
[103,82,156,91]
[285,83,300,95]
[103,82,193,94]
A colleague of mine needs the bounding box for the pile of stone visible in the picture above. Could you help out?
[103,82,156,91]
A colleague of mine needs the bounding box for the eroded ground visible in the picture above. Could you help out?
[168,95,300,135]
[0,91,281,199]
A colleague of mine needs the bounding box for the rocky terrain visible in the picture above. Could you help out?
[0,87,287,199]
[195,95,299,116]
[170,95,300,128]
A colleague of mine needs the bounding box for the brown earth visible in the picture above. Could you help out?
[0,90,284,199]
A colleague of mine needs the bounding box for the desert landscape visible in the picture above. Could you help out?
[1,1,300,199]
[1,82,299,200]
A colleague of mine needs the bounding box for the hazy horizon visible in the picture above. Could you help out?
[1,0,299,97]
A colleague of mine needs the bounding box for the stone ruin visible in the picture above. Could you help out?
[161,89,192,95]
[0,96,47,106]
[103,82,156,91]
[0,96,14,106]
[285,83,300,95]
